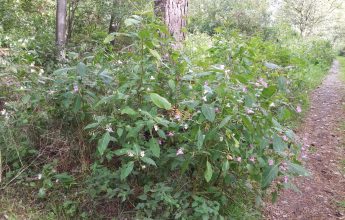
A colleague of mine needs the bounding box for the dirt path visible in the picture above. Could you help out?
[265,60,345,220]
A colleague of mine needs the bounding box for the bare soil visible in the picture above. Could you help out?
[265,61,345,219]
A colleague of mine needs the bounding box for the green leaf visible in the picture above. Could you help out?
[168,80,176,91]
[197,129,205,149]
[262,164,279,188]
[262,85,277,98]
[104,34,115,44]
[150,93,172,110]
[124,18,141,26]
[273,134,287,153]
[114,148,129,156]
[121,107,137,116]
[84,122,99,130]
[149,49,161,61]
[76,62,87,76]
[117,128,124,137]
[120,161,134,180]
[201,104,215,122]
[97,132,111,156]
[219,116,231,128]
[287,162,309,176]
[222,160,230,174]
[149,138,160,158]
[204,161,213,182]
[141,157,157,166]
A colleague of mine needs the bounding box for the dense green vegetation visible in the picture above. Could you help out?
[0,0,342,219]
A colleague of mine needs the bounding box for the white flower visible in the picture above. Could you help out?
[202,96,207,102]
[183,124,188,130]
[1,109,6,115]
[140,151,145,158]
[105,124,114,133]
[147,88,151,92]
[117,60,123,64]
[220,136,224,142]
[219,65,225,70]
[141,165,146,169]
[150,76,155,80]
[127,151,134,157]
[154,124,159,131]
[269,102,276,107]
[226,103,231,108]
[176,148,184,156]
[38,174,42,180]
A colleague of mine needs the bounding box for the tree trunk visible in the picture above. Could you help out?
[154,0,188,42]
[108,0,122,46]
[56,0,67,61]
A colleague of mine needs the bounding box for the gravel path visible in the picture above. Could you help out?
[265,60,345,220]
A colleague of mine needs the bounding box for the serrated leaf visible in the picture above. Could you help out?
[201,104,215,122]
[287,162,309,176]
[104,34,115,44]
[114,148,129,156]
[124,18,141,26]
[262,85,277,98]
[204,161,213,182]
[120,161,134,180]
[197,129,205,149]
[121,107,137,116]
[76,62,87,76]
[150,93,172,110]
[141,157,157,166]
[262,164,279,188]
[84,122,99,130]
[117,128,124,137]
[149,138,160,158]
[97,132,111,156]
[149,49,161,61]
[168,80,175,91]
[219,116,231,128]
[273,134,287,153]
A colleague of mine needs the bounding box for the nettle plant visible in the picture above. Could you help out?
[0,15,310,218]
[66,17,308,217]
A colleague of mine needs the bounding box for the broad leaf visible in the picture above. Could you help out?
[202,104,215,122]
[97,132,111,156]
[141,157,157,166]
[150,93,172,110]
[120,161,134,180]
[262,164,279,188]
[204,161,213,182]
[149,138,160,158]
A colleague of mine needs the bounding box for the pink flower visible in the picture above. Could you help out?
[242,86,247,93]
[167,131,174,137]
[176,148,184,156]
[268,159,274,166]
[236,157,242,162]
[296,105,302,113]
[249,156,255,163]
[215,107,220,113]
[282,135,289,142]
[158,139,163,145]
[259,78,268,88]
[284,176,289,183]
[204,81,209,86]
[73,84,79,93]
[246,108,254,115]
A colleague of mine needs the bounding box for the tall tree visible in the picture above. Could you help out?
[280,0,340,37]
[154,0,188,42]
[56,0,67,60]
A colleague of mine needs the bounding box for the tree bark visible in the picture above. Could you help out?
[56,0,67,61]
[154,0,188,42]
[108,0,122,46]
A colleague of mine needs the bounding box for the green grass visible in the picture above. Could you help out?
[338,56,345,81]
[0,187,56,220]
